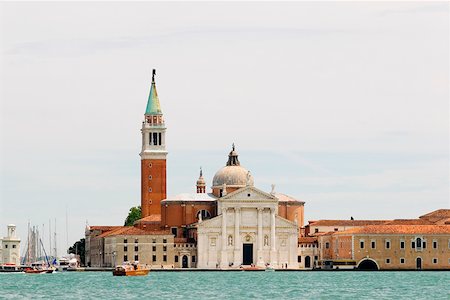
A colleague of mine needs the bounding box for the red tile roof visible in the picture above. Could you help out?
[310,220,389,226]
[96,226,170,238]
[88,226,122,231]
[334,225,450,235]
[298,237,317,243]
[136,214,161,223]
[384,219,434,225]
[420,209,450,219]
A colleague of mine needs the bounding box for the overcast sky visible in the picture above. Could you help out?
[0,2,448,257]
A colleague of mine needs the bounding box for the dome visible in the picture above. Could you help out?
[212,144,254,188]
[212,165,254,188]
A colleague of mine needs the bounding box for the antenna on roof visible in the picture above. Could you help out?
[152,69,156,82]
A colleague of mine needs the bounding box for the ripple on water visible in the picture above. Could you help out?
[0,271,449,299]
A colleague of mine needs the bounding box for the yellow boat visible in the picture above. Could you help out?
[113,263,150,276]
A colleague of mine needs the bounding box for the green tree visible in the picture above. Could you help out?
[68,238,85,266]
[124,206,142,226]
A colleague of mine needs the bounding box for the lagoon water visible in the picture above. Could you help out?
[1,271,449,299]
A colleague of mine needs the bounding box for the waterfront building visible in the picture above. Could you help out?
[86,71,305,269]
[318,224,450,270]
[85,71,449,270]
[0,224,21,266]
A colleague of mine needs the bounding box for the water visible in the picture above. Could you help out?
[1,271,449,299]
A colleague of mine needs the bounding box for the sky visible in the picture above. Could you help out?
[0,2,448,258]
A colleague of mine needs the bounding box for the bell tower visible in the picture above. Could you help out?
[140,69,167,218]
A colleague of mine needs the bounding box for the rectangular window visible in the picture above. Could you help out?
[124,255,128,262]
[152,246,156,251]
[386,258,391,264]
[432,258,438,264]
[314,256,318,261]
[175,256,179,263]
[124,239,128,244]
[385,241,390,249]
[423,241,426,249]
[400,241,405,249]
[124,246,128,252]
[334,228,338,232]
[163,238,167,244]
[12,245,16,248]
[152,238,156,243]
[400,258,405,264]
[411,241,415,249]
[360,241,365,249]
[163,246,167,252]
[5,245,7,248]
[134,255,138,261]
[433,241,438,249]
[192,256,196,263]
[134,246,138,252]
[325,242,330,249]
[163,255,167,262]
[371,241,376,249]
[153,133,158,145]
[158,133,162,145]
[149,132,152,145]
[171,227,178,237]
[298,256,302,263]
[314,228,319,233]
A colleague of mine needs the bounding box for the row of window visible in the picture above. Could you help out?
[3,244,17,249]
[123,255,197,263]
[387,258,440,264]
[123,238,167,244]
[124,246,168,252]
[359,238,442,250]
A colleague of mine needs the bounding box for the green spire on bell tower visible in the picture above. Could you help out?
[145,69,163,115]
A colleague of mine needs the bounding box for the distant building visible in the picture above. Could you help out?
[0,224,21,266]
[85,71,450,270]
[86,71,305,269]
[317,210,450,270]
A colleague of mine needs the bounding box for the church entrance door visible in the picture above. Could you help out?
[182,255,188,268]
[243,244,253,265]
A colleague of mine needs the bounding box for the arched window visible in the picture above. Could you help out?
[197,210,211,220]
[416,237,422,249]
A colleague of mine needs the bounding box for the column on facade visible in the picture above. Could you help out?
[256,207,264,266]
[233,207,241,266]
[221,207,229,268]
[270,207,277,267]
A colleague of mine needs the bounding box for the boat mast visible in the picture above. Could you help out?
[27,221,31,265]
[54,218,57,258]
[49,219,52,258]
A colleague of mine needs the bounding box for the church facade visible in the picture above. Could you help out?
[86,70,305,269]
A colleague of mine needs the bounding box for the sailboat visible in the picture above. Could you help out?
[22,224,55,274]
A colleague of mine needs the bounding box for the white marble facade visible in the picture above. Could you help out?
[197,186,298,269]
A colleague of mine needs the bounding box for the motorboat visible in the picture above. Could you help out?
[113,263,150,276]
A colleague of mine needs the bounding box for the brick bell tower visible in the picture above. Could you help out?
[140,69,167,218]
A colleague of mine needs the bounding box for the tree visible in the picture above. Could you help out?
[68,238,85,266]
[124,206,142,226]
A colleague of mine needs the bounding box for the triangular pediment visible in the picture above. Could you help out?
[220,186,277,202]
[197,215,222,228]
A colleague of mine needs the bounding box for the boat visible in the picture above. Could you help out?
[241,265,262,271]
[113,263,150,276]
[24,267,52,274]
